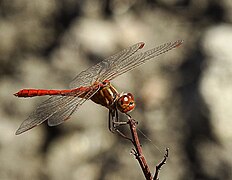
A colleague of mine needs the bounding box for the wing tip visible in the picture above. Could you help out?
[174,40,184,48]
[15,124,37,135]
[15,128,24,135]
[138,42,145,49]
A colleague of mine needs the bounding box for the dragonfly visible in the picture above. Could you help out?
[14,40,183,135]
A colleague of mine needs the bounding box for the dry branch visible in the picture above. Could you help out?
[116,117,169,180]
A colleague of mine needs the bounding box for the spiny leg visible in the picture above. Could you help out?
[108,109,114,132]
[108,109,126,132]
[108,109,132,141]
[108,109,121,132]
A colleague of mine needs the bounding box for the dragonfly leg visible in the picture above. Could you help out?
[113,121,127,126]
[110,109,127,130]
[112,109,119,128]
[108,109,121,132]
[108,109,133,141]
[108,109,120,130]
[113,112,132,127]
[108,109,114,132]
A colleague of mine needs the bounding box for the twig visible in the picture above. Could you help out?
[116,117,169,180]
[153,148,169,180]
[127,118,152,179]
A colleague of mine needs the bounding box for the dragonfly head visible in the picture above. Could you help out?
[116,93,135,113]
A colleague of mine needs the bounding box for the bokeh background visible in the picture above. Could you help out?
[1,0,232,179]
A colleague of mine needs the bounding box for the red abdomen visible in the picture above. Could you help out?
[14,89,73,97]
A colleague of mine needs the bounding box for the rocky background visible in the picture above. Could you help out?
[0,0,232,180]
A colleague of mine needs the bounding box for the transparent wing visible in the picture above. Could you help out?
[69,42,145,88]
[47,85,100,126]
[69,40,182,88]
[99,40,183,81]
[15,85,100,135]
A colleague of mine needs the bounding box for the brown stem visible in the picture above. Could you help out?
[153,148,169,180]
[127,118,152,180]
[116,117,169,180]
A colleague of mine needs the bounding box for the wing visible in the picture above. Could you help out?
[99,40,183,81]
[15,85,100,135]
[69,40,183,88]
[69,42,145,88]
[47,85,100,126]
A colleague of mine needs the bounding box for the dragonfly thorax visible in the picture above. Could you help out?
[90,81,118,109]
[90,81,135,114]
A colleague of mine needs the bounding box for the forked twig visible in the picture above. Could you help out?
[116,117,169,180]
[153,148,169,180]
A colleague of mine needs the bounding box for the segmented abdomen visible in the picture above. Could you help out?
[14,89,75,97]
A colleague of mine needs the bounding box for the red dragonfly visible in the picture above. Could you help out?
[14,40,183,135]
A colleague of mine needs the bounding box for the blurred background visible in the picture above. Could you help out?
[0,0,232,179]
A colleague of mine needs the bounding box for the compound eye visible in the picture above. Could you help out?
[117,93,135,113]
